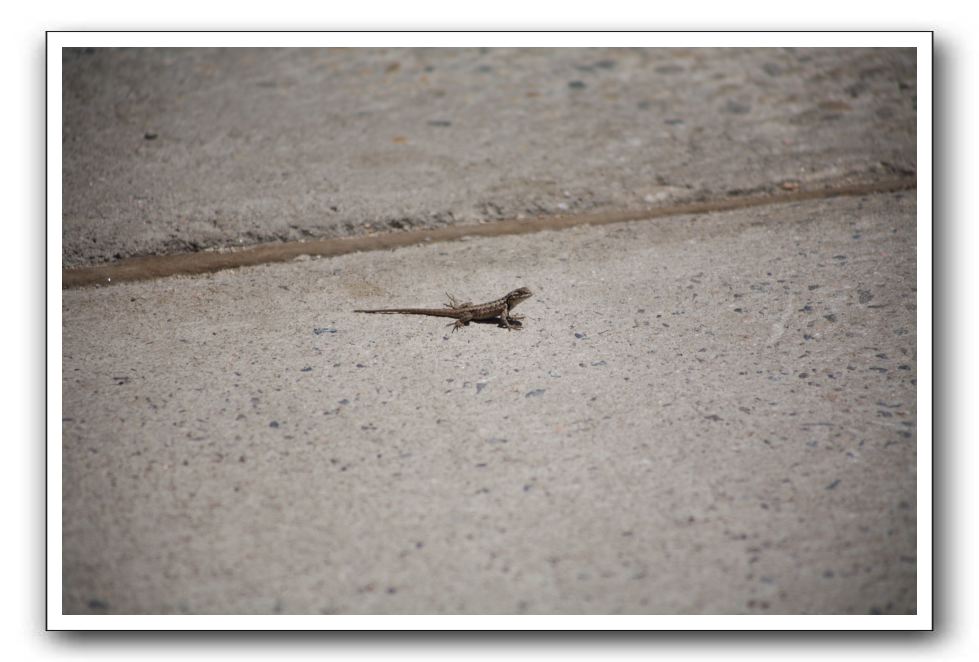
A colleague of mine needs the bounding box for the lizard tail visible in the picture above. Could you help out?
[353,308,457,317]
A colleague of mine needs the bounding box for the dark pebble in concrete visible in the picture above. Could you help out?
[525,389,546,398]
[568,80,586,89]
[723,100,751,114]
[313,327,337,335]
[762,63,781,76]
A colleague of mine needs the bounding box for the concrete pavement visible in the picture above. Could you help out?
[60,46,918,616]
[62,189,916,614]
[62,47,915,267]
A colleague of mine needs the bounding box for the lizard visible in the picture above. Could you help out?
[355,287,533,332]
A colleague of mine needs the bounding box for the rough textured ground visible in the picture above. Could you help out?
[62,47,915,266]
[62,190,916,614]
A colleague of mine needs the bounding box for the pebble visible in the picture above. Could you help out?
[723,100,751,114]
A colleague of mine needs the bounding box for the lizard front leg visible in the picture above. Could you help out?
[498,304,523,330]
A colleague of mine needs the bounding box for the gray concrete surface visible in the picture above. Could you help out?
[62,190,916,614]
[62,47,915,266]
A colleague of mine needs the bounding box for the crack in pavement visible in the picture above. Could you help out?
[62,176,916,289]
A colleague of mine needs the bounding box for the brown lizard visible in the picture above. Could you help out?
[355,287,533,331]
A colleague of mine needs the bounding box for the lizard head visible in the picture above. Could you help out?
[506,287,533,309]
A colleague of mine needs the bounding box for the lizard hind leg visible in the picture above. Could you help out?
[444,292,473,310]
[448,312,475,332]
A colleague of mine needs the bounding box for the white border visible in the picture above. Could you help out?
[47,31,64,631]
[914,39,933,632]
[48,30,932,632]
[50,30,927,48]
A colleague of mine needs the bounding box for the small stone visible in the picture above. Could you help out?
[144,132,158,140]
[723,100,751,114]
[568,80,586,89]
[269,421,279,428]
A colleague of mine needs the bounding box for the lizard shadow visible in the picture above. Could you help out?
[388,316,524,331]
[469,317,523,329]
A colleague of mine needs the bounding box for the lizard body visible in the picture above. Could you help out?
[355,287,532,331]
